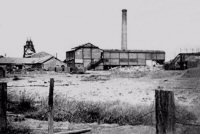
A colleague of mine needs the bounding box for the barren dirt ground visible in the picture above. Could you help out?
[2,67,200,134]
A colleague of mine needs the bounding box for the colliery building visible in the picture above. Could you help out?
[65,43,165,71]
[0,52,68,72]
[66,43,103,71]
[66,9,165,71]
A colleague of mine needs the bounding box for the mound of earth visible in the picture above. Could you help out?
[182,67,200,78]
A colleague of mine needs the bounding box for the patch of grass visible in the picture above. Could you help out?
[175,104,197,123]
[25,94,154,126]
[2,122,31,134]
[177,125,200,134]
[175,104,199,134]
[8,91,198,129]
[7,90,37,114]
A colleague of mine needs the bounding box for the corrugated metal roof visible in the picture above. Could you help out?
[72,43,100,50]
[31,51,52,58]
[0,55,53,65]
[103,49,165,53]
[68,43,165,54]
[36,55,53,63]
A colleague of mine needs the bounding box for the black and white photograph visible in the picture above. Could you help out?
[0,0,200,133]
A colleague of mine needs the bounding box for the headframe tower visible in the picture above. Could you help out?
[23,39,36,58]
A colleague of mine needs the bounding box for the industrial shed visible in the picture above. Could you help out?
[103,49,165,70]
[65,43,165,71]
[65,43,103,71]
[0,55,68,72]
[42,56,68,71]
[30,52,68,71]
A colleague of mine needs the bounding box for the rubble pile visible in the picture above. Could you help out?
[81,74,110,81]
[110,66,162,78]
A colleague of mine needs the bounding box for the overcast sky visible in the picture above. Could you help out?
[0,0,200,61]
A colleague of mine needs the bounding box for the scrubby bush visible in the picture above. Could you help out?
[7,90,36,113]
[25,94,154,126]
[8,91,198,129]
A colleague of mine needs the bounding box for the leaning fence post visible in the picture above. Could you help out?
[0,83,7,133]
[155,90,175,134]
[48,78,54,134]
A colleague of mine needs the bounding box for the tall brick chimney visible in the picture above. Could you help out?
[121,9,127,50]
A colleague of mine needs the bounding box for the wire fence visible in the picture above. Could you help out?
[2,79,200,134]
[175,108,200,127]
[129,100,155,126]
[131,98,200,130]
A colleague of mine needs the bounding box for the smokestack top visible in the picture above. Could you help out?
[121,9,127,50]
[122,9,127,12]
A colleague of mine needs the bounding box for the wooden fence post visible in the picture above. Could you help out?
[48,78,54,134]
[0,83,7,133]
[0,67,6,78]
[155,90,175,134]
